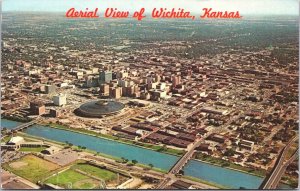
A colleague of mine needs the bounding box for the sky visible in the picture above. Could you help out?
[2,0,299,15]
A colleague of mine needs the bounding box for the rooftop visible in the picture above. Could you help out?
[75,100,125,118]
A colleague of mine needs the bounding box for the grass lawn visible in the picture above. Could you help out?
[133,141,185,156]
[136,163,167,173]
[3,155,60,183]
[45,169,100,189]
[1,136,11,143]
[72,163,117,182]
[19,146,48,152]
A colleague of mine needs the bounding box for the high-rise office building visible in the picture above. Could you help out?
[45,84,56,94]
[99,71,112,84]
[100,84,110,96]
[110,87,122,99]
[53,94,67,106]
[172,75,181,87]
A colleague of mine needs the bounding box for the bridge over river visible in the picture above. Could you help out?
[156,109,241,189]
[10,118,40,132]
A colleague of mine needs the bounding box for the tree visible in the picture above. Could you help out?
[121,157,126,163]
[224,148,235,157]
[221,162,230,167]
[132,160,138,165]
[178,169,184,175]
[158,145,167,152]
[149,163,154,169]
[2,127,7,134]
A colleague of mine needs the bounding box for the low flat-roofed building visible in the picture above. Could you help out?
[196,143,212,152]
[201,107,229,115]
[128,99,150,107]
[168,138,192,148]
[238,139,255,151]
[146,132,169,143]
[176,132,196,142]
[165,180,192,189]
[207,134,226,144]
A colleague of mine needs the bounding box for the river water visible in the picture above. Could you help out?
[1,119,291,189]
[1,119,23,130]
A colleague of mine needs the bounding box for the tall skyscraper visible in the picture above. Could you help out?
[110,87,122,99]
[172,75,181,87]
[99,71,112,84]
[100,84,110,96]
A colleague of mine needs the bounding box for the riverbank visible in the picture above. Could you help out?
[190,154,293,189]
[183,175,228,189]
[2,116,31,123]
[193,153,266,178]
[6,119,292,189]
[41,122,185,157]
[280,175,298,188]
[17,131,168,175]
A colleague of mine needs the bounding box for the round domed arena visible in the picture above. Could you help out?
[75,100,125,118]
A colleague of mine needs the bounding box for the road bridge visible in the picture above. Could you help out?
[259,136,298,189]
[156,111,241,189]
[13,118,40,132]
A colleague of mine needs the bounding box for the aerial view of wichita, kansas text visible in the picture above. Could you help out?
[0,0,299,190]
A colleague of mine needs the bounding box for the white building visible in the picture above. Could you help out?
[53,94,67,106]
[92,68,99,74]
[156,82,166,90]
[8,136,25,145]
[6,136,25,150]
[59,82,69,88]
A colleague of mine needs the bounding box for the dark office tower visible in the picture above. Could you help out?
[99,71,113,84]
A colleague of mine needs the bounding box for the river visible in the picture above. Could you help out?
[1,119,292,189]
[1,119,23,130]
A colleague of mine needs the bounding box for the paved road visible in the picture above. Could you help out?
[261,136,298,189]
[84,152,217,189]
